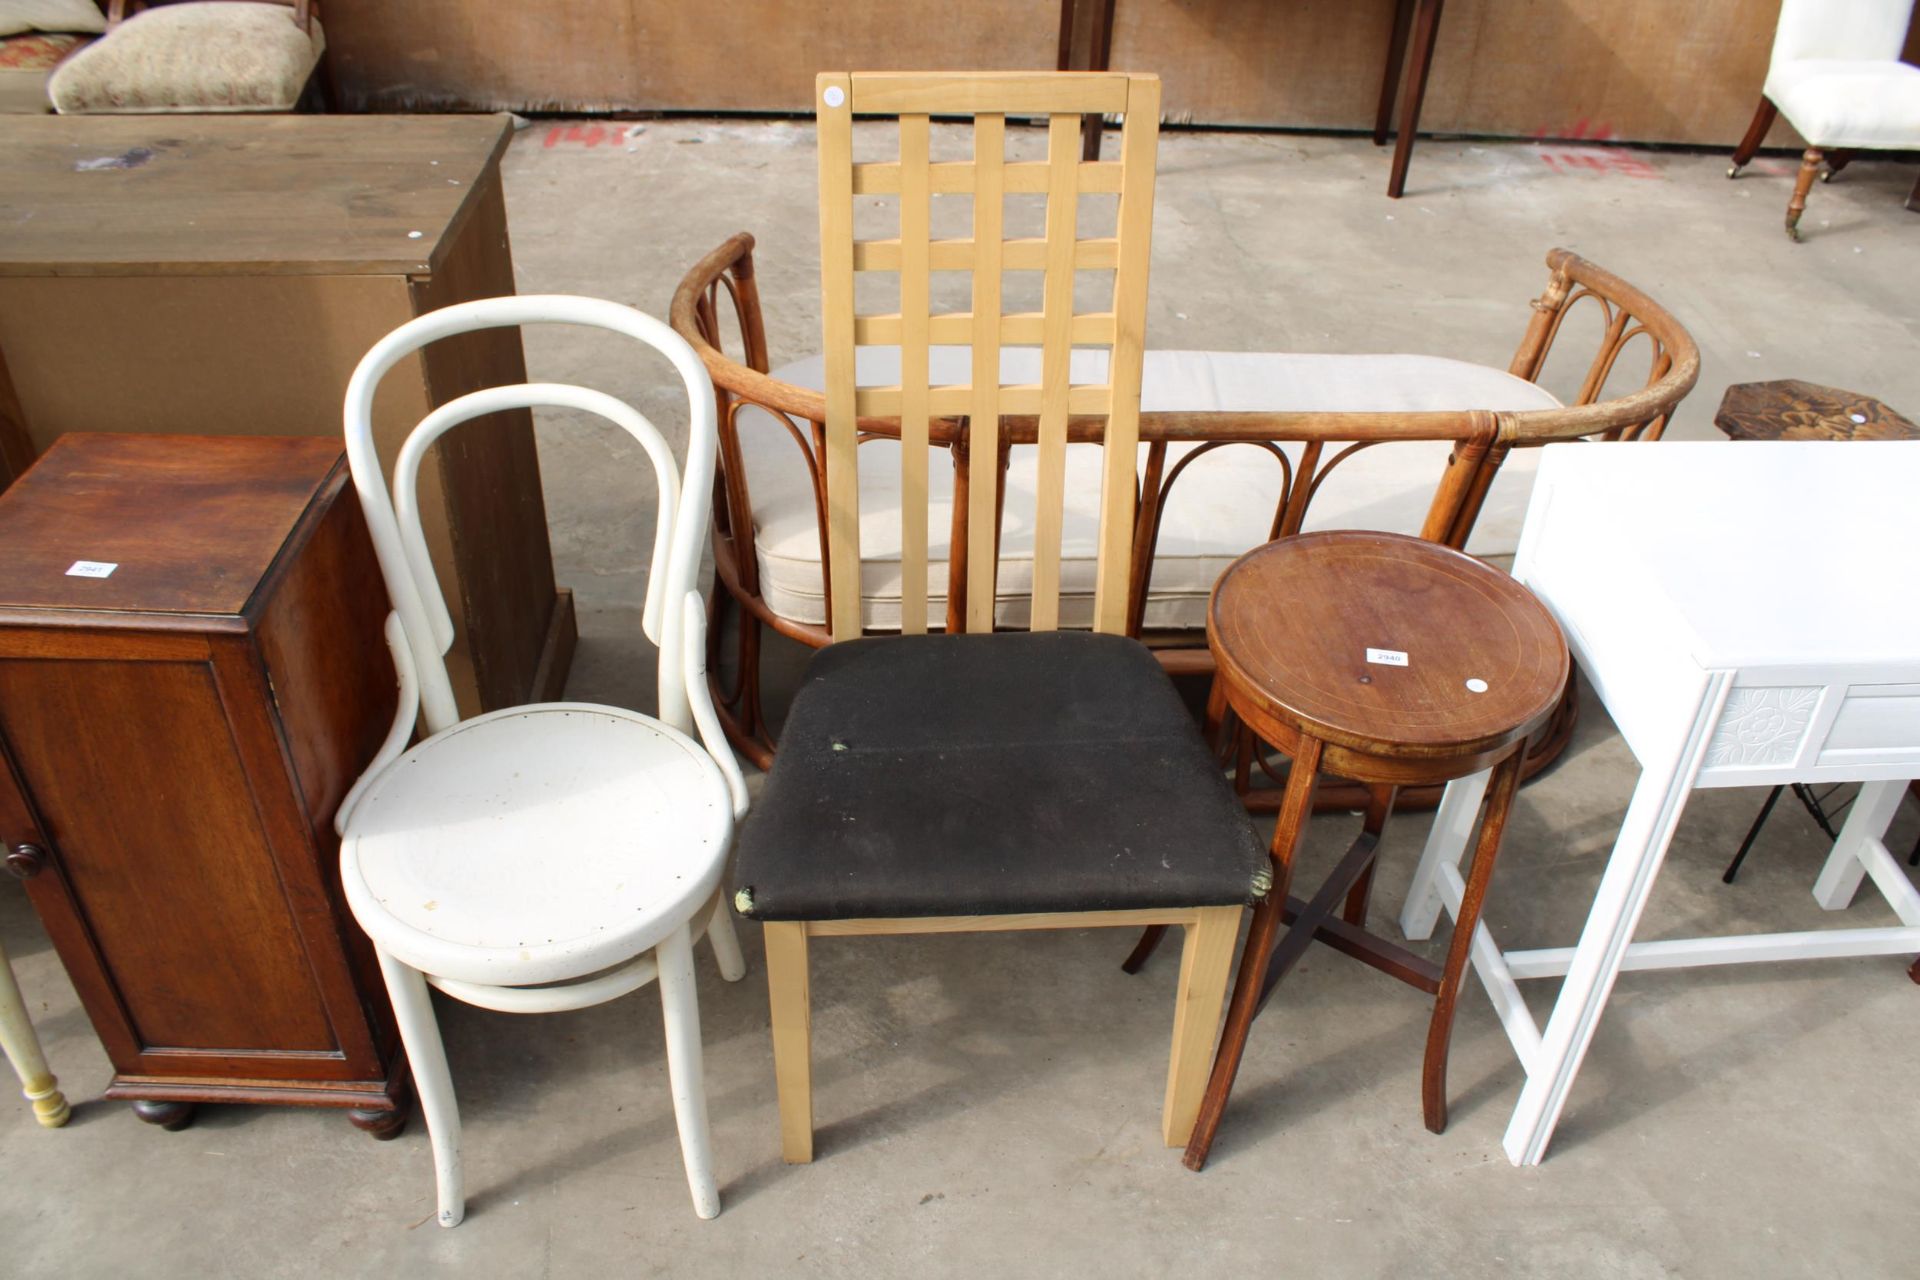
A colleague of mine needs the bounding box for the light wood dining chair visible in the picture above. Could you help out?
[336,295,748,1226]
[730,71,1267,1164]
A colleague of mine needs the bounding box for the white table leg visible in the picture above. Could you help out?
[0,935,69,1128]
[1501,753,1697,1166]
[1811,780,1908,910]
[1401,768,1491,941]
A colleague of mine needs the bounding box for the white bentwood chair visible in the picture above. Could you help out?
[335,295,748,1227]
[1727,0,1920,239]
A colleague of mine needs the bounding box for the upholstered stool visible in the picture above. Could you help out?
[49,1,323,114]
[1182,530,1567,1170]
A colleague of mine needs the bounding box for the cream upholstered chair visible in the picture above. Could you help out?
[1727,0,1920,239]
[336,295,748,1226]
[48,0,324,113]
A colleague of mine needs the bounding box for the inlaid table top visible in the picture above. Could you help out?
[1207,530,1567,760]
[1714,379,1919,443]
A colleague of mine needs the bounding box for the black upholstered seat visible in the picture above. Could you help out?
[732,631,1268,922]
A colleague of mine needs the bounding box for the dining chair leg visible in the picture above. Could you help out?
[376,950,465,1227]
[763,921,814,1164]
[706,902,748,983]
[1161,905,1241,1147]
[1727,96,1777,175]
[1785,148,1823,241]
[1820,150,1854,182]
[656,924,721,1219]
[1183,736,1323,1171]
[0,940,68,1128]
[1421,747,1523,1134]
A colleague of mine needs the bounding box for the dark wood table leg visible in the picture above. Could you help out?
[1375,0,1418,146]
[1343,785,1397,925]
[1421,747,1523,1133]
[1058,0,1118,161]
[1183,737,1323,1172]
[1387,0,1446,198]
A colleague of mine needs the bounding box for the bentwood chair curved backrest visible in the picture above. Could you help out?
[336,295,749,1227]
[1727,0,1920,238]
[731,72,1268,1166]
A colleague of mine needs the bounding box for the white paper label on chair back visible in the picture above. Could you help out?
[814,71,1161,641]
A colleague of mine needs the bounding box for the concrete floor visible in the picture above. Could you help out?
[5,121,1920,1277]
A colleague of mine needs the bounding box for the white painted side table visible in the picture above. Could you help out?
[1400,440,1920,1165]
[0,928,69,1128]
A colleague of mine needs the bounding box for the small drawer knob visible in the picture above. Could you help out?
[4,843,45,879]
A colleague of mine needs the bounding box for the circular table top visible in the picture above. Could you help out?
[1714,380,1919,442]
[1208,531,1568,760]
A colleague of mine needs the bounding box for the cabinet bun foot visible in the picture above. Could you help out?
[347,1106,408,1141]
[131,1100,196,1131]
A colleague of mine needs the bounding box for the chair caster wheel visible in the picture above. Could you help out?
[1726,164,1741,179]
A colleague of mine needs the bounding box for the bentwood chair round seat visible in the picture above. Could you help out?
[339,703,735,988]
[1183,529,1567,1170]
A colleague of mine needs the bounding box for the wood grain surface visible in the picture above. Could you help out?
[0,115,512,277]
[1208,530,1566,758]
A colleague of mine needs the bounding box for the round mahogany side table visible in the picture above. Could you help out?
[1714,380,1919,443]
[1183,530,1568,1171]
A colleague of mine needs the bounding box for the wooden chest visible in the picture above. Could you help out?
[0,434,408,1135]
[0,113,573,718]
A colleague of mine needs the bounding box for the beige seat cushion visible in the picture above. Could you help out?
[738,348,1562,632]
[49,2,321,113]
[1766,59,1920,149]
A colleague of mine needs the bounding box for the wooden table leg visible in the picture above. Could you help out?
[1182,736,1323,1171]
[1374,0,1418,147]
[1387,0,1446,198]
[1422,747,1521,1132]
[0,936,69,1128]
[1058,0,1118,161]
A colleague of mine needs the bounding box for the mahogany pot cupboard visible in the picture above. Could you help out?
[0,434,407,1135]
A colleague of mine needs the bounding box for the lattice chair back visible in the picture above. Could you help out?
[342,295,719,736]
[814,71,1161,641]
